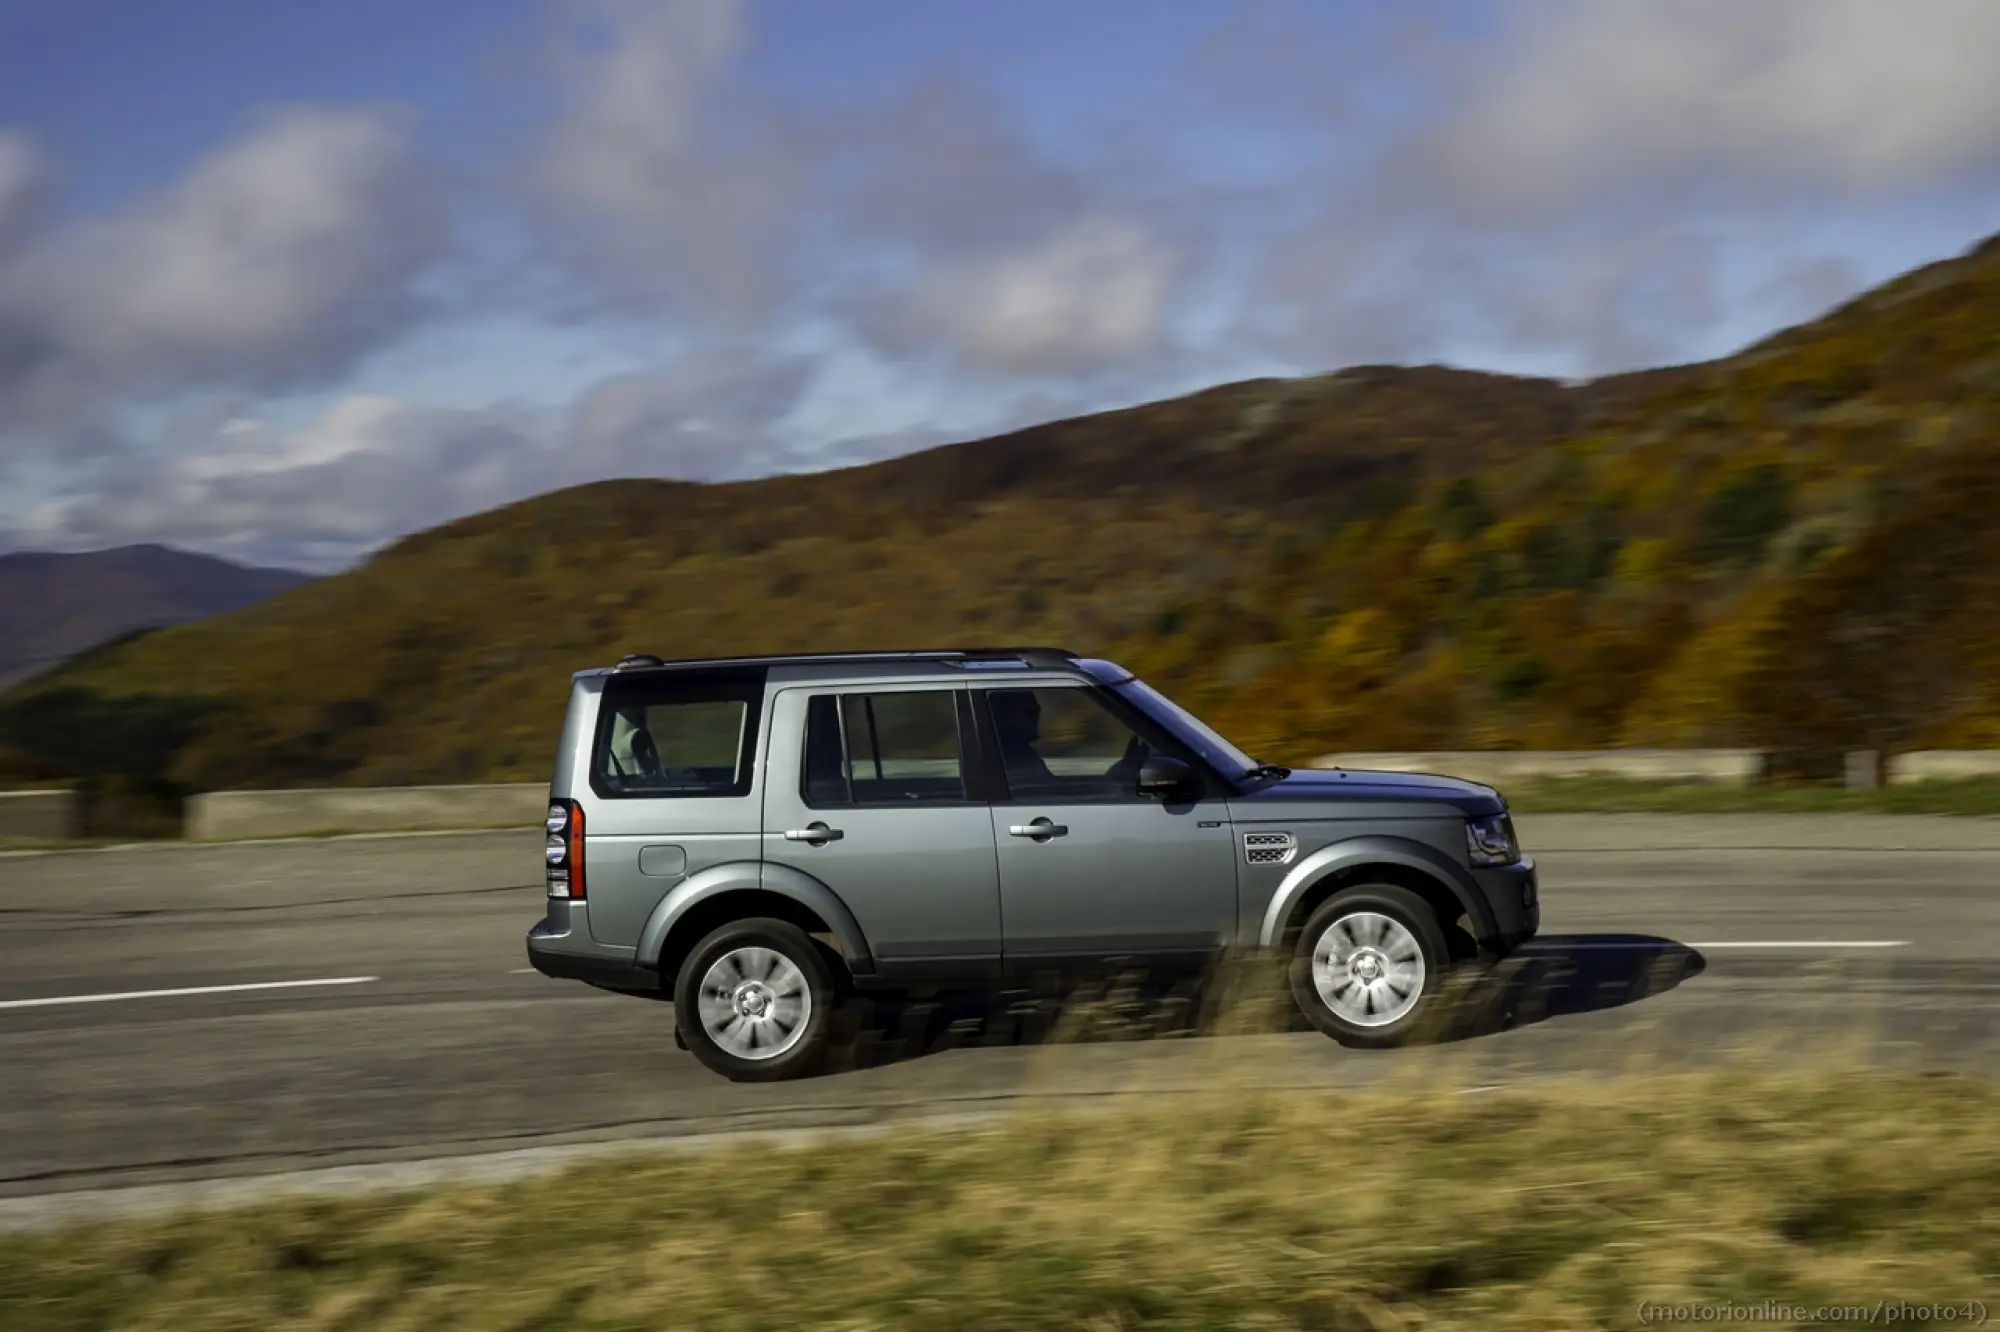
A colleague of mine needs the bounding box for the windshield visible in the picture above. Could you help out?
[1113,678,1259,778]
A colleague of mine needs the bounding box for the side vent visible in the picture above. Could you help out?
[1243,831,1298,866]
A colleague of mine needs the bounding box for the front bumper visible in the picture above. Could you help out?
[526,909,660,995]
[1471,853,1540,955]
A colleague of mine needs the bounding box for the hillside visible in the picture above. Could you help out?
[3,232,1998,803]
[0,544,312,690]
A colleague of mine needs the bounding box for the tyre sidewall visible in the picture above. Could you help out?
[1289,885,1451,1049]
[674,917,834,1082]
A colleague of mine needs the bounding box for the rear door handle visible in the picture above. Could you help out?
[783,822,844,845]
[1008,817,1068,840]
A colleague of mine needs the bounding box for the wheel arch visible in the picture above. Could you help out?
[636,862,873,990]
[1258,836,1495,953]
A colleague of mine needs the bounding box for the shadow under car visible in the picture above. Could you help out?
[798,933,1707,1075]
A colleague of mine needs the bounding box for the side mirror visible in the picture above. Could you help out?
[1137,754,1196,800]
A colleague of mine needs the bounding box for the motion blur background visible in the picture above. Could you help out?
[3,0,2000,832]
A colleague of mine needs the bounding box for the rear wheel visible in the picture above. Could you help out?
[1289,885,1452,1049]
[674,917,834,1081]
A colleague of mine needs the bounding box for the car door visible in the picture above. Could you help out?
[762,685,1002,984]
[976,682,1239,969]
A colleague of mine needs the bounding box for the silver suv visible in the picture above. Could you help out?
[525,647,1539,1081]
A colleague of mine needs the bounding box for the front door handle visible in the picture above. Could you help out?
[783,822,844,845]
[1008,817,1069,841]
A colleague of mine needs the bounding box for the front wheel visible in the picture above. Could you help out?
[1289,886,1452,1049]
[674,918,835,1081]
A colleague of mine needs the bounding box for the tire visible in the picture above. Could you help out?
[1288,885,1453,1049]
[673,917,835,1082]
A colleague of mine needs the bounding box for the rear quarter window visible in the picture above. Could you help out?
[591,670,766,799]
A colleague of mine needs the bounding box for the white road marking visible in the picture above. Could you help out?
[1518,940,1909,951]
[0,977,379,1011]
[1683,941,1910,949]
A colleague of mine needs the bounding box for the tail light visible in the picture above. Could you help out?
[545,800,585,899]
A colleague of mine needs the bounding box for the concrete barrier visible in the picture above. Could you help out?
[156,748,2000,842]
[0,790,79,841]
[1309,749,1770,787]
[1886,751,2000,785]
[186,783,548,842]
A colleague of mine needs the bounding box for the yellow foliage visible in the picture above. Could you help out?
[1313,609,1401,690]
[1619,584,1795,747]
[1612,538,1676,586]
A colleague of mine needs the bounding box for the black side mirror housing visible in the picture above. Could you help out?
[1137,754,1196,800]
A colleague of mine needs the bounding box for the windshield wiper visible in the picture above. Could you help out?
[1243,763,1292,781]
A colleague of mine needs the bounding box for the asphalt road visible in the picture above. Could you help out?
[2,814,1996,1205]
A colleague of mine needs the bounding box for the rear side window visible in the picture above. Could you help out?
[592,670,764,799]
[802,690,967,806]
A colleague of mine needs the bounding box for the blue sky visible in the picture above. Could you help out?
[2,0,1998,571]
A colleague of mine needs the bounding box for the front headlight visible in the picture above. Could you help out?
[1465,813,1520,866]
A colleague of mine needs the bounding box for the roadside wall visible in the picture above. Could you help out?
[186,783,548,842]
[0,790,78,841]
[1886,751,2000,784]
[1308,749,1769,787]
[156,749,2000,841]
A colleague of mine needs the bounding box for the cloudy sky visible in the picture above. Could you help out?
[2,0,1998,571]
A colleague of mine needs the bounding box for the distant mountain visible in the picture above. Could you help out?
[0,544,313,689]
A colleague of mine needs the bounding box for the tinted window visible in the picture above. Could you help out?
[593,672,762,798]
[802,690,966,805]
[985,686,1154,802]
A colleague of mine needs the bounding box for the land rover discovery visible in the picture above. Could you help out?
[525,647,1539,1081]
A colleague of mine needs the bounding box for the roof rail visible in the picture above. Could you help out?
[606,646,1082,673]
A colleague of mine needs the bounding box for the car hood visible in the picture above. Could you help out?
[1235,765,1505,816]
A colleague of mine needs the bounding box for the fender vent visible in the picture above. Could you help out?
[1243,831,1298,866]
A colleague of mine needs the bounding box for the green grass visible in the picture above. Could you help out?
[1,1062,1993,1331]
[1502,776,2000,814]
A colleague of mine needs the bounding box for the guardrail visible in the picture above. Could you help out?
[0,790,78,841]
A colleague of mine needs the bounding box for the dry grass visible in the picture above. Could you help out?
[2,1028,1995,1331]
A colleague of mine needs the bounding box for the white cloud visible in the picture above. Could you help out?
[1226,0,2000,379]
[1422,0,2000,213]
[0,106,439,435]
[878,214,1180,374]
[528,0,806,320]
[564,350,818,479]
[0,131,47,262]
[12,0,2000,568]
[27,352,821,569]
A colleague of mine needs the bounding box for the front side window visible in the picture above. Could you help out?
[593,673,762,798]
[984,686,1155,802]
[1114,677,1256,777]
[802,690,967,805]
